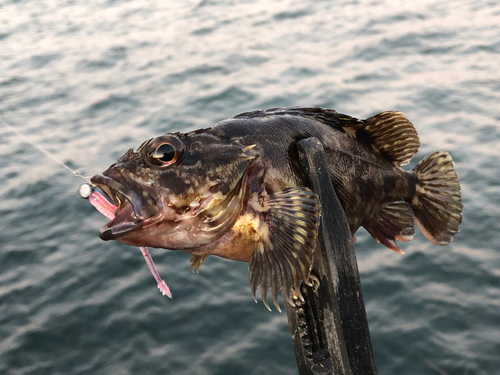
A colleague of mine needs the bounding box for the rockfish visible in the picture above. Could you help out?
[90,107,462,310]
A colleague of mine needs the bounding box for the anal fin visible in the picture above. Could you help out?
[363,201,414,254]
[248,187,320,311]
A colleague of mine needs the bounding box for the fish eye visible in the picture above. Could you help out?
[154,143,176,163]
[146,136,185,167]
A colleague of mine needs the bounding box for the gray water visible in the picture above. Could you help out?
[1,0,499,374]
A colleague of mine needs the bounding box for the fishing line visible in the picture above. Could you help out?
[0,118,90,181]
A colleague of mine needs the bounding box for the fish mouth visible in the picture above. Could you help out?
[90,174,158,241]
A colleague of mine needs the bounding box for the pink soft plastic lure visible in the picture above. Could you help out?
[87,189,172,298]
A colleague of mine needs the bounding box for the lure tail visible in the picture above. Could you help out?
[410,151,463,245]
[86,187,172,298]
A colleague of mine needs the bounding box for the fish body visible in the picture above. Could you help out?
[91,107,462,309]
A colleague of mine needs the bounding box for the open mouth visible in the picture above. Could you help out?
[90,174,157,241]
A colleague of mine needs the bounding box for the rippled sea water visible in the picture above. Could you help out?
[1,1,499,374]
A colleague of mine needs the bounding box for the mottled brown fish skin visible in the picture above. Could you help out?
[91,107,462,310]
[209,110,414,233]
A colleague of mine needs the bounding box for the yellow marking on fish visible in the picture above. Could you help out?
[294,233,306,243]
[231,211,270,246]
[258,222,270,241]
[294,212,309,219]
[257,242,265,254]
[295,227,309,238]
[242,144,256,152]
[345,127,357,138]
[232,213,260,231]
[415,185,426,195]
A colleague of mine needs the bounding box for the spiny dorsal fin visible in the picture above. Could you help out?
[248,187,320,311]
[363,111,420,166]
[233,107,364,130]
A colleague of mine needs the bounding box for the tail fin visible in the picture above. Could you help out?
[410,151,463,245]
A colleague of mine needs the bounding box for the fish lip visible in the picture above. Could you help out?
[99,217,143,241]
[91,174,145,219]
[90,174,158,240]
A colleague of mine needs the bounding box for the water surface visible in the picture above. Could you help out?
[1,1,499,374]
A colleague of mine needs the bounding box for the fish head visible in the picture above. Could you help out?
[91,130,257,250]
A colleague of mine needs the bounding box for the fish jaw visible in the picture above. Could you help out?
[90,172,159,241]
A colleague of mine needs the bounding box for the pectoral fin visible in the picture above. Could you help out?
[248,187,320,311]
